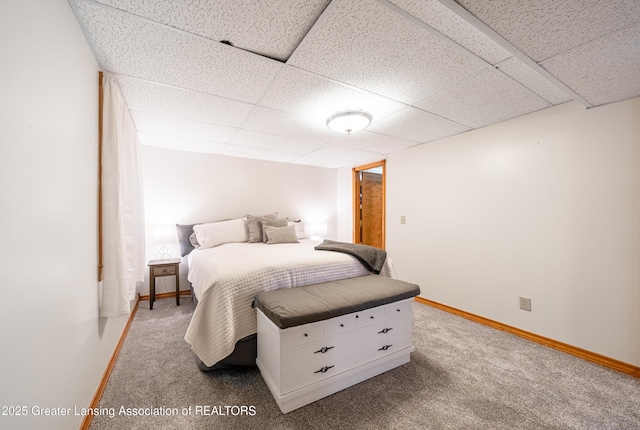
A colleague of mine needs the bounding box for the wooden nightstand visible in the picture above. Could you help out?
[148,258,181,310]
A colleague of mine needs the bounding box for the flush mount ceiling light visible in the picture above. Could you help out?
[326,110,373,135]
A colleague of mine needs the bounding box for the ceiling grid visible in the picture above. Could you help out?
[69,0,640,167]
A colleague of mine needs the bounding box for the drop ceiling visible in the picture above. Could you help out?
[70,0,640,168]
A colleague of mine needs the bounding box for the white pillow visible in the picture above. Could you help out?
[287,220,308,239]
[192,218,248,249]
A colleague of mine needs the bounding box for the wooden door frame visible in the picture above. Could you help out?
[98,71,104,282]
[353,160,386,249]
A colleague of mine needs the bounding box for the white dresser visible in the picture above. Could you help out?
[256,298,415,413]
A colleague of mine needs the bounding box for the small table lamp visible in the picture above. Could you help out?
[153,224,175,260]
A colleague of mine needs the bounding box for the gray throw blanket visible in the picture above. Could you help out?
[314,240,387,274]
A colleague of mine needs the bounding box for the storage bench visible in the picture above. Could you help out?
[254,275,420,413]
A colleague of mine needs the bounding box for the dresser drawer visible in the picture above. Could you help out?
[324,313,357,336]
[384,299,413,319]
[281,330,358,370]
[354,305,386,328]
[152,265,176,276]
[281,359,347,393]
[355,316,413,363]
[280,321,324,350]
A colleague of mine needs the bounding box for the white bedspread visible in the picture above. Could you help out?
[184,239,395,366]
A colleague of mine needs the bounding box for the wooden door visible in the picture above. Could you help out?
[361,172,383,248]
[353,160,385,249]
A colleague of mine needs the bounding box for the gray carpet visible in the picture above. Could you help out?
[89,297,640,430]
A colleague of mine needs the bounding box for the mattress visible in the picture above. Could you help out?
[184,239,396,367]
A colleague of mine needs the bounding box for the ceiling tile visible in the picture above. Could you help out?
[388,0,511,65]
[288,0,486,104]
[230,130,325,154]
[242,106,333,143]
[115,74,254,128]
[131,112,238,143]
[540,24,640,106]
[322,131,418,155]
[222,146,300,163]
[291,155,353,168]
[90,0,330,61]
[311,145,385,164]
[414,67,550,128]
[138,132,229,154]
[494,57,571,105]
[259,67,407,127]
[457,0,640,62]
[367,106,470,143]
[75,0,282,103]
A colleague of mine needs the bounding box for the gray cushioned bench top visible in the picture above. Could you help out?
[253,275,420,329]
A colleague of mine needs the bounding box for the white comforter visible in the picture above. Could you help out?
[184,239,395,366]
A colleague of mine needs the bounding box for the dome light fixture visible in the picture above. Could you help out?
[326,110,373,135]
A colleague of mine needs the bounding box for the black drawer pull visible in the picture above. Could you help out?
[314,365,334,374]
[340,324,344,327]
[314,346,335,354]
[396,309,401,312]
[378,345,393,351]
[370,316,374,319]
[378,328,393,334]
[303,333,308,337]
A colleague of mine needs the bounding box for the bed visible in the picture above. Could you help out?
[182,235,396,369]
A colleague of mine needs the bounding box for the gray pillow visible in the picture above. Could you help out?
[176,223,198,257]
[246,212,279,243]
[264,225,299,244]
[261,218,288,243]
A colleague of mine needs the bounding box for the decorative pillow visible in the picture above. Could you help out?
[175,223,198,257]
[246,212,279,243]
[264,225,299,244]
[261,218,288,243]
[287,220,308,240]
[192,218,249,249]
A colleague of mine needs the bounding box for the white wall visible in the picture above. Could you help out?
[380,99,640,366]
[140,146,338,295]
[336,166,353,242]
[0,1,132,429]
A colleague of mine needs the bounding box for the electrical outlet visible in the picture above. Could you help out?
[519,296,532,312]
[400,215,406,224]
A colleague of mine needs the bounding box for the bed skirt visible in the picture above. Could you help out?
[190,283,258,371]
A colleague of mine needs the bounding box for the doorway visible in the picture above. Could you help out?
[353,160,385,249]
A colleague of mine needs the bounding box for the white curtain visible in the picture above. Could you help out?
[100,74,145,317]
